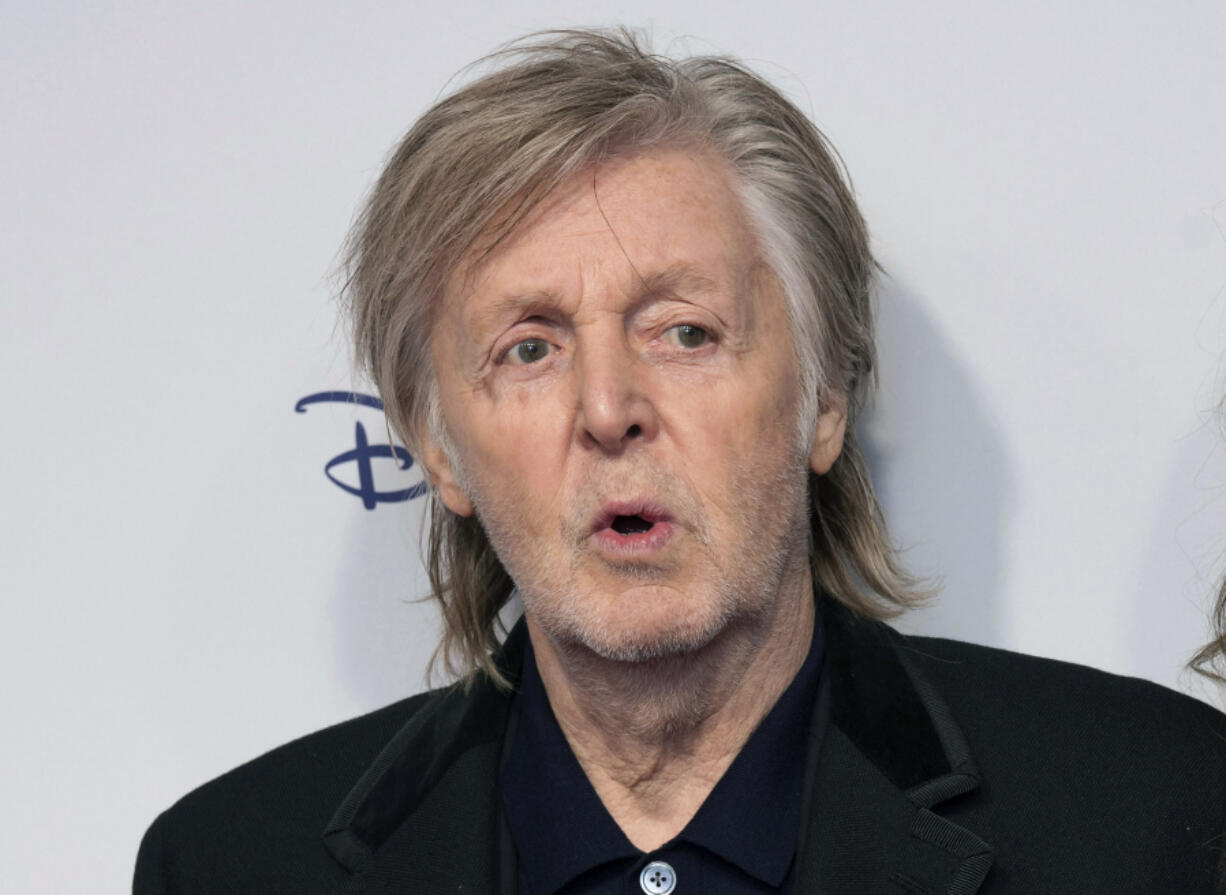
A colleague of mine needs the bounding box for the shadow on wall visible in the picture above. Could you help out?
[859,278,1014,647]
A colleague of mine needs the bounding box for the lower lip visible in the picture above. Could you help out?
[591,521,675,556]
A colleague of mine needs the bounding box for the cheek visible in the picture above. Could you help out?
[460,388,574,506]
[663,363,804,514]
[670,359,801,454]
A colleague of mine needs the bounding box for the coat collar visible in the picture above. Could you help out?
[795,601,994,892]
[322,601,994,894]
[320,622,527,894]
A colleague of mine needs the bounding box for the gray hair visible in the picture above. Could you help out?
[343,28,926,686]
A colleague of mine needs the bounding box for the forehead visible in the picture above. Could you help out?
[446,148,757,319]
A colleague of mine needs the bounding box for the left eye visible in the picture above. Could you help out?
[504,338,553,365]
[666,324,710,349]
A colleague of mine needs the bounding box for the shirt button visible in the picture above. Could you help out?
[639,860,676,895]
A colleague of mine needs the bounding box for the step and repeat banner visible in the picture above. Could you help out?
[4,2,1225,890]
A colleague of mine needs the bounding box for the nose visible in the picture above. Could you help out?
[574,335,658,453]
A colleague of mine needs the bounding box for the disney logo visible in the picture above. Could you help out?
[295,391,427,509]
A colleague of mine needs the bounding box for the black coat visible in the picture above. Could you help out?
[134,602,1226,893]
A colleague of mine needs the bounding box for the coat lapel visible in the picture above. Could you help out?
[795,604,994,893]
[321,624,527,895]
[320,604,994,895]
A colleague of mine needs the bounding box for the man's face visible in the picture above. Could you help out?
[426,148,842,662]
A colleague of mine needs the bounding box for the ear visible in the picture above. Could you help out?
[809,393,847,476]
[418,431,475,517]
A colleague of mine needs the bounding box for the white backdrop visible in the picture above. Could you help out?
[3,2,1225,891]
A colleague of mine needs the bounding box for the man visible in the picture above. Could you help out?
[135,30,1225,894]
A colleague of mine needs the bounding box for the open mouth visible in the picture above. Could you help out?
[590,504,674,554]
[610,514,654,536]
[590,502,674,549]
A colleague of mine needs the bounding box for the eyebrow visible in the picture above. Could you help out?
[467,291,564,334]
[635,264,723,301]
[465,263,728,337]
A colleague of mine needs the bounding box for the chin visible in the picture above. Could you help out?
[543,587,740,665]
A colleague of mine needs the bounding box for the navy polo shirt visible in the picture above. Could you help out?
[500,621,824,895]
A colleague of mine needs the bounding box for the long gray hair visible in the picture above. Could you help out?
[343,28,926,686]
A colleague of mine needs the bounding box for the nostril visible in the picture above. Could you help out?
[626,424,642,438]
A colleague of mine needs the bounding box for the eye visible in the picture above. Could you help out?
[503,338,553,365]
[665,324,711,349]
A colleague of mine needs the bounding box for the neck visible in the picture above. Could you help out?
[527,567,816,851]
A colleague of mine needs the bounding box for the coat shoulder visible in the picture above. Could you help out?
[896,633,1226,890]
[134,689,443,894]
[899,632,1226,755]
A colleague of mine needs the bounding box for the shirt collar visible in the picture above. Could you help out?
[500,620,824,893]
[500,638,639,895]
[680,620,824,885]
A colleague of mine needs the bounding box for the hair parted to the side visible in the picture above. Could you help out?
[343,27,928,688]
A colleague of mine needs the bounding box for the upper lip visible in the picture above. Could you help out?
[589,500,674,534]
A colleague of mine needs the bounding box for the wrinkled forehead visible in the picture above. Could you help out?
[437,147,761,326]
